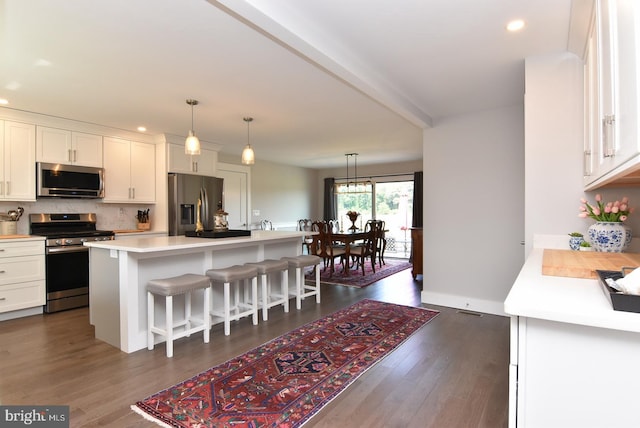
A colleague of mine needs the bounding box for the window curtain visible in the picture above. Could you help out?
[412,171,423,227]
[323,177,336,221]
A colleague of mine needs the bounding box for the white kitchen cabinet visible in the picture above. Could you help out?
[36,126,103,167]
[103,136,156,203]
[584,0,640,188]
[167,143,218,176]
[0,239,45,315]
[0,120,36,201]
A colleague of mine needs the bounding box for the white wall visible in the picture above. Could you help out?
[421,105,525,315]
[524,52,585,256]
[525,52,640,254]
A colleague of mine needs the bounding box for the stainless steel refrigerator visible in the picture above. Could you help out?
[168,173,224,236]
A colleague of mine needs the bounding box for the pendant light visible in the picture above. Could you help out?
[241,117,255,165]
[335,153,372,194]
[185,99,201,155]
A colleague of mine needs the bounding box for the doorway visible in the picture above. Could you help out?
[336,179,414,259]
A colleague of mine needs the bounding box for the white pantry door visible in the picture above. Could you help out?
[216,162,250,229]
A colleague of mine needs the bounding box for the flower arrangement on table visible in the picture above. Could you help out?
[346,210,360,231]
[579,194,633,252]
[579,194,632,222]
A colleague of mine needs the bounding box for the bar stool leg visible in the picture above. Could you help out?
[260,273,268,321]
[223,282,231,336]
[166,295,174,358]
[147,291,154,351]
[314,265,321,303]
[295,267,302,310]
[185,292,192,337]
[282,269,289,313]
[203,287,211,343]
[252,276,258,325]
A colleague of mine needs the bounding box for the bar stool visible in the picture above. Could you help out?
[146,273,211,358]
[206,265,259,336]
[246,259,289,321]
[281,255,321,310]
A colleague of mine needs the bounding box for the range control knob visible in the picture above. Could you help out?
[65,239,73,245]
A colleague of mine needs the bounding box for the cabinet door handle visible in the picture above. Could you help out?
[73,149,77,162]
[0,270,5,274]
[0,297,6,301]
[5,182,9,196]
[131,188,135,199]
[68,149,73,162]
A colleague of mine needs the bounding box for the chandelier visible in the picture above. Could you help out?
[335,153,372,194]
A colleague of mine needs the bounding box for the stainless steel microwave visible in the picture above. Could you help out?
[36,162,105,199]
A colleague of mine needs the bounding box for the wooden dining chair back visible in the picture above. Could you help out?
[298,219,314,254]
[311,221,345,276]
[365,219,386,267]
[350,221,381,275]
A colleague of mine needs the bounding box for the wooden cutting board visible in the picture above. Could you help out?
[542,249,640,279]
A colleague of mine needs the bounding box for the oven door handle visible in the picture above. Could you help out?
[46,246,90,255]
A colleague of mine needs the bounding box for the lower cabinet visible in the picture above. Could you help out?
[0,240,45,316]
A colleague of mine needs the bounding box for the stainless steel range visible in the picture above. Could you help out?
[30,213,114,313]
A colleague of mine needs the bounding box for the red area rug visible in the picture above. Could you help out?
[311,258,412,288]
[132,299,439,427]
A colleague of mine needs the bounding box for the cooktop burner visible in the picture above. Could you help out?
[30,213,114,245]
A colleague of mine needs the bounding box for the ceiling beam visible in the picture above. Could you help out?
[208,0,433,129]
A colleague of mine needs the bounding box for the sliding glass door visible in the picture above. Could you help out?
[335,179,414,258]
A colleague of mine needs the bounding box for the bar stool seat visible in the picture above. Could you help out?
[246,259,289,321]
[147,273,211,358]
[206,265,259,335]
[281,255,321,310]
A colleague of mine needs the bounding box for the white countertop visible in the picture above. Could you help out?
[84,230,309,253]
[0,235,45,242]
[504,247,640,333]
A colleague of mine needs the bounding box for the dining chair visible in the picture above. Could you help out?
[297,219,314,254]
[311,220,345,276]
[347,225,378,275]
[365,219,386,267]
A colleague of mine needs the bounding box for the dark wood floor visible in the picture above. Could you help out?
[0,266,509,427]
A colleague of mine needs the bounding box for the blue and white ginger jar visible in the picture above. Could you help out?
[587,222,632,252]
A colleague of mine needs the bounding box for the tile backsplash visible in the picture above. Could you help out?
[0,200,155,234]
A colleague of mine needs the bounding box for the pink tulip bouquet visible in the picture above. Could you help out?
[579,194,632,222]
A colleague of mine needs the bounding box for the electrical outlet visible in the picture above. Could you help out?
[118,208,125,218]
[252,209,260,216]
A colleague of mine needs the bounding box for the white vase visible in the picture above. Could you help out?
[587,222,632,252]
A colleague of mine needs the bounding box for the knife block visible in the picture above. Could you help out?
[137,222,150,231]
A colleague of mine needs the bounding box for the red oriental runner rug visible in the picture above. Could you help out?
[132,299,439,427]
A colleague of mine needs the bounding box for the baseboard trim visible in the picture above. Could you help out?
[421,290,507,317]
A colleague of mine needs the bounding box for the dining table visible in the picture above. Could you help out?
[330,230,369,276]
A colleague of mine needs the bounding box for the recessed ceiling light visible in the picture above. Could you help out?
[507,19,525,32]
[0,99,8,105]
[137,126,147,132]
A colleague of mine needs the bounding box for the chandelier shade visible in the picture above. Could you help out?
[241,117,255,165]
[185,99,201,155]
[335,153,372,194]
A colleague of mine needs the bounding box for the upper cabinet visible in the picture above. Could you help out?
[36,126,103,167]
[103,137,156,203]
[584,0,640,189]
[0,121,36,201]
[167,143,218,176]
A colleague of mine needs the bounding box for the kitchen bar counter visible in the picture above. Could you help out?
[504,248,640,333]
[505,242,640,428]
[84,231,310,353]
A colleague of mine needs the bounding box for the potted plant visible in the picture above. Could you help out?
[568,232,584,250]
[579,241,593,251]
[579,194,633,252]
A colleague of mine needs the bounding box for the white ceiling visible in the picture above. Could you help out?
[0,0,577,169]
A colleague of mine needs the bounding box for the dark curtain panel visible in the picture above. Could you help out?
[323,177,336,221]
[412,171,423,227]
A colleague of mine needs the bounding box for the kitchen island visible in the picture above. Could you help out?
[504,239,640,428]
[85,230,309,353]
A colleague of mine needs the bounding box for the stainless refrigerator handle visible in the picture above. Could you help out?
[201,187,210,230]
